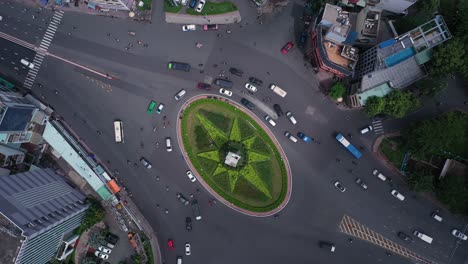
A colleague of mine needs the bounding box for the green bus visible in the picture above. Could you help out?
[147,100,157,114]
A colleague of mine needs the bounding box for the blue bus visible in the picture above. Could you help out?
[335,133,362,159]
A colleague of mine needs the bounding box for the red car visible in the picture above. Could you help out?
[281,42,294,54]
[203,24,219,31]
[168,239,175,250]
[197,83,211,90]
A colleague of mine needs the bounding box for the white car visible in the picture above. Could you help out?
[140,157,152,169]
[196,0,206,12]
[185,243,191,255]
[166,137,173,152]
[244,83,258,93]
[264,115,276,127]
[360,125,373,134]
[334,181,346,192]
[182,24,196,31]
[285,111,297,125]
[452,229,468,240]
[186,170,197,182]
[219,88,232,97]
[391,190,405,201]
[20,59,34,69]
[98,246,112,254]
[94,251,109,260]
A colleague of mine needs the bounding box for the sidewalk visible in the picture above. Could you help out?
[175,95,292,217]
[165,11,241,24]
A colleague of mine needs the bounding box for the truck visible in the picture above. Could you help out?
[191,200,202,220]
[335,133,362,159]
[413,230,433,244]
[269,84,287,98]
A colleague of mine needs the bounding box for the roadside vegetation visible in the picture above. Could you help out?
[186,1,238,15]
[75,197,106,235]
[329,82,345,100]
[380,111,468,215]
[137,0,152,11]
[164,0,183,13]
[364,90,420,118]
[181,99,288,212]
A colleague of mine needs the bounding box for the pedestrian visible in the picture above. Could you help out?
[156,203,160,208]
[196,188,200,193]
[349,238,353,243]
[156,176,160,181]
[166,185,169,191]
[127,160,131,165]
[96,130,101,135]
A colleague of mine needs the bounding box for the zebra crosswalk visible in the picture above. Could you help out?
[23,10,64,89]
[372,119,384,135]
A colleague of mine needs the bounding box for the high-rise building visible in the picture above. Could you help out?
[0,168,89,264]
[0,91,38,144]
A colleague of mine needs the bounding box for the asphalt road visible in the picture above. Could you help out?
[1,1,468,264]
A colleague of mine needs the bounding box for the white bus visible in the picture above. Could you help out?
[113,120,124,143]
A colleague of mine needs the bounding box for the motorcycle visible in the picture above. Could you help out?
[128,31,136,36]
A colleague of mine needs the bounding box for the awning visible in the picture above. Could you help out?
[107,179,121,194]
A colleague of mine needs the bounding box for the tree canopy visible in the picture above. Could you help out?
[430,38,468,78]
[403,111,468,159]
[329,82,345,100]
[407,167,434,192]
[76,197,106,234]
[364,90,419,118]
[364,96,385,116]
[436,175,468,215]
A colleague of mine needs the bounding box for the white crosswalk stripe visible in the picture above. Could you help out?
[372,120,385,135]
[23,11,65,89]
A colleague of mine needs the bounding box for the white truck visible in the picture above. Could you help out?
[413,230,433,244]
[269,84,287,98]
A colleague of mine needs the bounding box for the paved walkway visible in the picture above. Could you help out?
[165,11,241,24]
[175,95,292,217]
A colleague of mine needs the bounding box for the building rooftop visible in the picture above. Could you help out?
[225,152,241,167]
[322,4,352,40]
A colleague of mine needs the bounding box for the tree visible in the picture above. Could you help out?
[383,90,419,118]
[407,168,434,192]
[404,111,468,159]
[329,82,345,100]
[414,77,448,97]
[435,175,468,215]
[430,38,468,78]
[75,197,106,234]
[364,96,385,116]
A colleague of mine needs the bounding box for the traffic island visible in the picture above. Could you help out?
[178,97,291,215]
[164,1,241,24]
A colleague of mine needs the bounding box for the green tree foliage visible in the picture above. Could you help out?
[430,38,468,78]
[364,96,385,116]
[414,77,448,97]
[407,168,434,192]
[383,90,419,118]
[76,197,106,234]
[404,111,468,159]
[329,82,345,100]
[436,175,468,215]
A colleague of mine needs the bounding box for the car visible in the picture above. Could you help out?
[188,0,197,8]
[176,192,190,206]
[166,137,173,152]
[186,170,197,182]
[182,24,196,31]
[264,115,276,127]
[219,88,233,97]
[296,132,312,143]
[20,59,34,69]
[196,0,206,12]
[298,32,307,48]
[140,157,152,169]
[398,232,413,242]
[185,217,193,231]
[391,190,405,201]
[106,233,119,249]
[452,229,468,240]
[191,199,202,220]
[214,78,233,88]
[285,111,297,124]
[244,83,258,93]
[229,67,243,77]
[175,89,187,100]
[248,77,263,86]
[319,241,336,252]
[334,181,346,192]
[241,98,255,110]
[98,246,112,254]
[147,100,157,114]
[203,24,219,31]
[284,131,297,143]
[185,243,191,255]
[197,83,211,90]
[168,239,175,250]
[156,103,165,114]
[168,61,191,72]
[273,104,284,116]
[281,41,294,54]
[355,178,368,190]
[360,125,373,134]
[94,251,109,259]
[372,169,387,181]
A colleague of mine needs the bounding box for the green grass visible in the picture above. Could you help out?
[140,234,154,264]
[186,1,238,15]
[137,0,152,11]
[181,99,288,212]
[200,109,232,134]
[164,0,182,13]
[380,138,405,167]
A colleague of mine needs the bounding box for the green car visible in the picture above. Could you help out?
[147,101,157,114]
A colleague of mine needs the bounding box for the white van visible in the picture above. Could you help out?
[174,89,186,100]
[166,137,173,152]
[431,211,443,222]
[372,169,387,181]
[360,125,372,134]
[285,111,297,125]
[413,230,433,244]
[264,115,276,127]
[284,132,297,143]
[269,84,287,98]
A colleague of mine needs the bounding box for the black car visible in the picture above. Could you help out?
[188,0,197,8]
[185,217,192,231]
[241,98,255,110]
[249,77,263,86]
[197,83,211,90]
[273,104,283,116]
[176,192,189,206]
[229,67,244,77]
[397,232,413,242]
